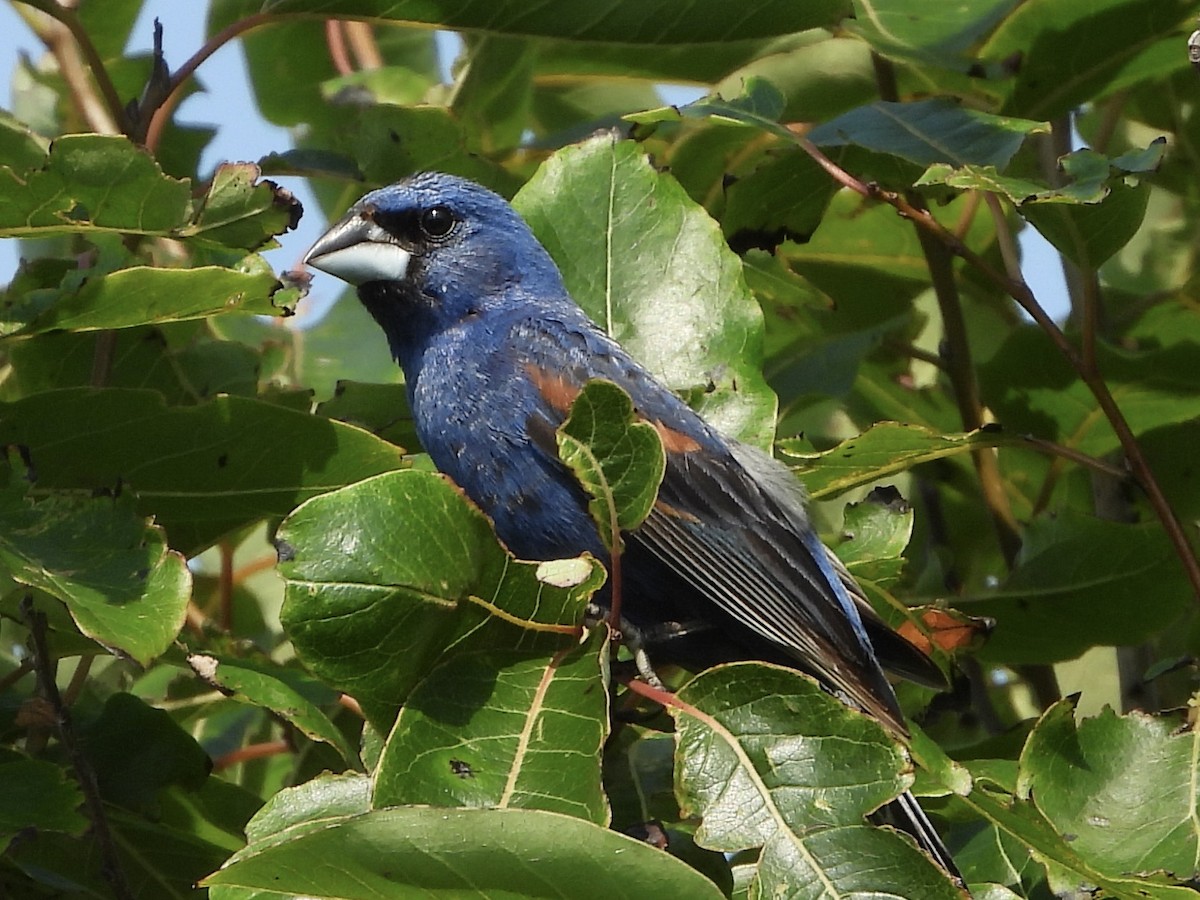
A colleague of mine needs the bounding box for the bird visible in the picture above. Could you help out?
[303,171,962,881]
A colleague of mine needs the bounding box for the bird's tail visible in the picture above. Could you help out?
[872,789,966,890]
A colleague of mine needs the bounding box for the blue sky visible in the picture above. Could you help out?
[0,1,1067,320]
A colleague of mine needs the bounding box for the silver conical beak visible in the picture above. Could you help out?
[303,210,412,286]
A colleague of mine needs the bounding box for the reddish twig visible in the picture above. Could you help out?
[145,11,275,152]
[794,137,1200,607]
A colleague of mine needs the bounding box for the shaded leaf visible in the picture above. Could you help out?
[259,0,850,44]
[0,388,406,555]
[808,99,1047,169]
[2,256,294,337]
[0,758,88,848]
[188,653,360,768]
[972,511,1187,664]
[80,693,210,812]
[982,0,1194,119]
[0,458,189,666]
[204,806,727,899]
[779,422,1015,499]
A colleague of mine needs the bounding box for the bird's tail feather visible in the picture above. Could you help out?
[872,789,966,889]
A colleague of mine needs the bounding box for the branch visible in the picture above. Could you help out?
[23,598,133,900]
[15,0,128,133]
[794,137,1200,607]
[145,12,276,153]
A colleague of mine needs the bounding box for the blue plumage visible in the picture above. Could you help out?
[304,171,959,878]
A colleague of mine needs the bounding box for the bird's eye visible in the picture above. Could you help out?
[419,205,457,239]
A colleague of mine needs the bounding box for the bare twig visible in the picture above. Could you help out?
[22,599,133,900]
[145,12,275,152]
[345,21,383,70]
[326,19,354,76]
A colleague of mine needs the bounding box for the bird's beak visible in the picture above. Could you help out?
[303,210,412,286]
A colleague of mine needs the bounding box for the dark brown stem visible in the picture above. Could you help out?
[871,53,1021,564]
[22,599,133,900]
[145,12,276,152]
[607,535,624,632]
[0,660,33,694]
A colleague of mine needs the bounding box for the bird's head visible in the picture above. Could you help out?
[304,173,568,358]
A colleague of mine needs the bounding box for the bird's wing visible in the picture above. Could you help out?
[515,317,922,734]
[636,443,909,733]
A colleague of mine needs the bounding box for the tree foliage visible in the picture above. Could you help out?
[2,1,1199,897]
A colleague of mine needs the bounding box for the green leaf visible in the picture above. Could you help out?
[604,726,679,829]
[256,0,850,44]
[343,104,522,196]
[242,772,371,849]
[188,653,360,768]
[450,35,535,155]
[1019,698,1200,879]
[80,693,211,811]
[372,630,609,823]
[915,140,1166,206]
[672,663,961,896]
[982,0,1195,119]
[315,380,419,450]
[0,135,299,250]
[0,459,189,666]
[556,380,666,554]
[0,110,49,173]
[972,511,1186,664]
[277,470,603,728]
[778,422,1014,499]
[808,99,1048,169]
[204,806,727,899]
[834,489,914,587]
[186,163,302,250]
[1022,180,1151,269]
[959,778,1199,899]
[979,328,1200,457]
[0,758,88,848]
[713,34,878,125]
[850,0,1020,64]
[515,134,776,447]
[722,149,837,248]
[0,388,406,555]
[0,134,191,237]
[2,325,263,404]
[626,78,795,143]
[2,256,293,337]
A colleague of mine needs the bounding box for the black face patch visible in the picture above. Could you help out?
[370,204,460,251]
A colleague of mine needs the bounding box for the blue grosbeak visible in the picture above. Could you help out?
[304,172,959,879]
